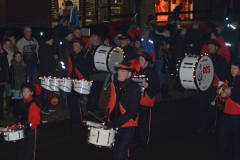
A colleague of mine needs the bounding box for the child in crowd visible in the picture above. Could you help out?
[131,36,145,54]
[18,83,41,160]
[10,52,26,118]
[158,41,172,99]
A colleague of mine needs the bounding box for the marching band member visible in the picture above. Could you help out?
[132,52,159,149]
[199,40,228,133]
[219,60,240,160]
[18,83,41,160]
[66,40,92,129]
[101,60,141,160]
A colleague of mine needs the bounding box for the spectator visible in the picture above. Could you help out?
[185,20,203,55]
[216,25,224,41]
[38,35,57,114]
[127,22,141,40]
[72,26,88,51]
[3,38,14,113]
[165,16,176,34]
[6,34,18,52]
[141,27,155,56]
[85,34,106,112]
[112,31,122,47]
[158,41,172,99]
[0,43,9,119]
[131,36,145,54]
[102,35,110,46]
[16,26,38,83]
[118,34,138,61]
[9,52,26,118]
[144,15,157,32]
[172,2,183,19]
[62,1,79,29]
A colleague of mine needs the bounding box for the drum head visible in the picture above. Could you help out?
[108,47,124,73]
[195,56,214,91]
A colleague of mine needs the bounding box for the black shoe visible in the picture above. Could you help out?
[93,106,103,112]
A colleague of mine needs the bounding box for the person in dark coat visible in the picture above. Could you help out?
[0,43,10,119]
[118,34,138,61]
[185,20,203,55]
[9,52,26,118]
[199,40,228,133]
[132,52,159,149]
[38,35,58,114]
[101,59,141,160]
[172,3,183,19]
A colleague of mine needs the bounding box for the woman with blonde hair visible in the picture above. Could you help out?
[6,34,18,52]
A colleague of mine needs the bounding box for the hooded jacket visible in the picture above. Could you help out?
[10,59,26,90]
[141,28,155,55]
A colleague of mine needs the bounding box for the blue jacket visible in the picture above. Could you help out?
[62,8,79,27]
[141,28,155,55]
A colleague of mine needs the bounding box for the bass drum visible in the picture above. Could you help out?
[94,45,124,74]
[178,55,214,91]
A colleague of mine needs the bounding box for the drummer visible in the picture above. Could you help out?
[66,40,93,129]
[18,82,41,160]
[132,52,159,149]
[101,59,141,160]
[198,39,228,133]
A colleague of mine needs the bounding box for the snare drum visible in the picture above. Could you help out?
[94,45,124,74]
[59,78,72,92]
[3,129,24,142]
[131,75,147,94]
[88,127,115,148]
[40,77,53,91]
[178,55,214,91]
[73,80,92,95]
[49,78,60,91]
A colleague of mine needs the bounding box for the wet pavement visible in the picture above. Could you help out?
[0,95,228,160]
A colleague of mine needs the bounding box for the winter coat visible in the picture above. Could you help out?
[10,59,26,90]
[62,8,79,27]
[185,27,203,55]
[38,43,56,77]
[141,27,155,55]
[174,35,188,63]
[161,50,171,73]
[0,49,9,83]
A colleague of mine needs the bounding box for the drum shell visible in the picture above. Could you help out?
[88,128,115,148]
[41,78,53,91]
[3,130,24,141]
[49,79,60,91]
[94,45,123,74]
[73,80,91,95]
[59,79,72,93]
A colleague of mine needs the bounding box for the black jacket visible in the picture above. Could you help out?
[38,43,56,77]
[228,75,240,104]
[186,27,203,55]
[138,66,159,99]
[210,53,228,82]
[161,50,172,73]
[174,35,188,63]
[0,49,9,83]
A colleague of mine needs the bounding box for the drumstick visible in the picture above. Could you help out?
[104,81,110,90]
[211,96,217,106]
[83,120,102,128]
[88,111,105,123]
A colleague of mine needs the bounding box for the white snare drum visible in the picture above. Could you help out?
[178,55,214,91]
[3,129,24,142]
[73,80,92,95]
[40,77,53,91]
[94,45,124,74]
[88,127,116,148]
[59,78,72,92]
[49,78,60,91]
[131,75,147,94]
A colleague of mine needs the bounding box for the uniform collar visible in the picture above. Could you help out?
[23,96,33,103]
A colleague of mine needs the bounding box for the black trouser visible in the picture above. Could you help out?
[133,105,151,148]
[0,85,5,117]
[67,90,82,125]
[19,128,38,160]
[41,88,49,107]
[86,80,104,108]
[114,127,135,160]
[200,86,217,130]
[219,113,240,160]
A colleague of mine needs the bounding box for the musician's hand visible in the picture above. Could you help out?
[100,124,107,129]
[225,88,231,96]
[54,55,58,60]
[143,82,149,88]
[221,91,227,98]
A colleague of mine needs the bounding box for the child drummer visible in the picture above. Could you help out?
[219,60,240,160]
[18,83,41,160]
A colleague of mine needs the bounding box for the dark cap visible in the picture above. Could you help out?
[63,29,73,37]
[207,39,221,48]
[148,15,156,22]
[65,1,73,7]
[114,59,140,73]
[138,52,155,64]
